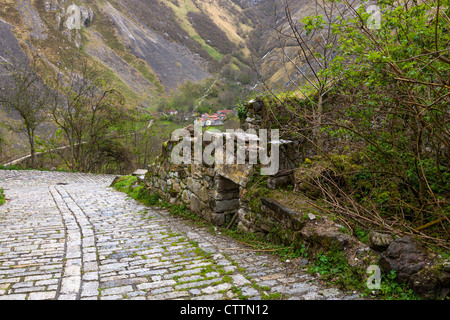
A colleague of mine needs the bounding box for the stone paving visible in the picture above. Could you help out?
[0,170,359,300]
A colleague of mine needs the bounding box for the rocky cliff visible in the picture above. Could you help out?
[0,0,320,106]
[0,0,267,106]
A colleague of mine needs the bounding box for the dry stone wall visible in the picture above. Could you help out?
[143,98,299,228]
[144,127,255,226]
[143,100,311,233]
[142,100,367,262]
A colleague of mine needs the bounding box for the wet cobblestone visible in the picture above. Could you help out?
[0,170,359,300]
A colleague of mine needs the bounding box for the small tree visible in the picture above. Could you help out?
[0,53,49,168]
[270,0,351,150]
[49,57,132,172]
[333,0,450,229]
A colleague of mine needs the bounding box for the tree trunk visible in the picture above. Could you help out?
[29,135,36,169]
[317,93,323,151]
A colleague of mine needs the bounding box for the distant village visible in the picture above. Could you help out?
[151,109,236,127]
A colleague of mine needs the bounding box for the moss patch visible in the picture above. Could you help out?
[0,188,5,206]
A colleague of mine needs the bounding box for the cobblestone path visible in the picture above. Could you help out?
[0,170,359,300]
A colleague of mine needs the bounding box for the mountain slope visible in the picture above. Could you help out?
[0,0,272,107]
[0,0,336,165]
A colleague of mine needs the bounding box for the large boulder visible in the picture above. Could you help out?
[211,198,240,213]
[379,236,429,283]
[214,163,253,188]
[377,236,450,299]
[408,259,450,299]
[408,267,441,299]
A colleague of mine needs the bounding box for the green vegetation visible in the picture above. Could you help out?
[308,247,419,300]
[188,11,235,56]
[0,165,21,171]
[259,0,449,251]
[112,176,160,206]
[0,188,5,206]
[156,68,255,114]
[94,15,126,53]
[192,35,224,61]
[378,270,419,300]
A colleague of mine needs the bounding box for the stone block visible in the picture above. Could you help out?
[132,169,148,176]
[158,179,167,191]
[186,177,202,196]
[190,164,203,178]
[214,177,240,192]
[212,190,240,201]
[171,180,182,193]
[190,194,203,215]
[210,212,225,226]
[212,199,240,213]
[409,267,441,299]
[198,186,210,203]
[266,175,293,190]
[181,189,191,204]
[214,164,253,187]
[260,197,305,231]
[158,167,167,180]
[379,236,430,283]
